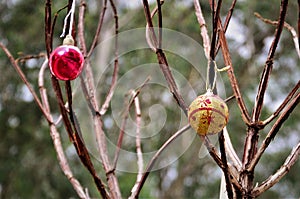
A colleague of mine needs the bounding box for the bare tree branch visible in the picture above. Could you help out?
[38,59,89,199]
[209,0,222,60]
[132,124,191,199]
[263,80,300,126]
[87,0,108,58]
[248,91,300,172]
[129,92,144,199]
[217,18,251,125]
[0,43,51,123]
[215,0,237,56]
[194,0,210,59]
[254,12,300,59]
[142,0,188,115]
[252,141,300,197]
[100,0,119,115]
[252,0,289,122]
[240,2,289,191]
[78,0,87,55]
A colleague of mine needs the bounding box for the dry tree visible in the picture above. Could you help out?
[0,0,299,198]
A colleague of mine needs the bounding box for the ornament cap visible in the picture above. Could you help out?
[63,35,75,46]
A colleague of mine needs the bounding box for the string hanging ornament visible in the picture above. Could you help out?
[49,0,84,81]
[188,60,230,136]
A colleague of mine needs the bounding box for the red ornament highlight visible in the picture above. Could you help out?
[49,45,84,80]
[188,90,229,136]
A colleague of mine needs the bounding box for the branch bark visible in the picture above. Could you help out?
[142,0,188,115]
[252,141,300,197]
[132,124,191,199]
[248,91,300,172]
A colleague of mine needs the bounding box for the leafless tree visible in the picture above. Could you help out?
[0,0,299,199]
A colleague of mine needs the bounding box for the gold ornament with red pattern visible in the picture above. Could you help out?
[188,89,229,136]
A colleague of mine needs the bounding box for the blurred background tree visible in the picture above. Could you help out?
[0,0,299,198]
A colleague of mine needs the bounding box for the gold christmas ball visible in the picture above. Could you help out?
[188,90,229,136]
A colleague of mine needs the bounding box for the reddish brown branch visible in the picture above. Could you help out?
[210,0,222,60]
[142,0,188,115]
[255,12,300,58]
[252,0,289,122]
[252,141,300,197]
[215,0,237,56]
[239,2,289,193]
[263,80,300,126]
[217,20,251,124]
[156,0,163,49]
[248,91,300,172]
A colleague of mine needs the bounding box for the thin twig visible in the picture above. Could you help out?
[142,0,188,115]
[254,12,300,58]
[132,124,191,199]
[252,0,289,122]
[248,91,300,172]
[112,95,130,170]
[217,19,251,125]
[78,0,87,55]
[134,94,143,186]
[128,92,144,199]
[252,141,300,197]
[45,0,52,56]
[100,0,119,115]
[215,0,237,56]
[156,0,163,50]
[193,0,211,59]
[262,80,300,126]
[87,0,108,58]
[0,43,51,123]
[298,0,300,49]
[112,78,151,170]
[210,0,222,60]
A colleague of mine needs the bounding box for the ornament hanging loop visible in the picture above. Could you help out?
[206,59,218,91]
[60,0,76,38]
[205,60,231,92]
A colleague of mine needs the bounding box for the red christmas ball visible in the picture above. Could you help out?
[49,45,84,80]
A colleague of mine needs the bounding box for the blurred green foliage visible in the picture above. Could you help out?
[0,0,299,198]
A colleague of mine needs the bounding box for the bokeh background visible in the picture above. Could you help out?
[0,0,299,198]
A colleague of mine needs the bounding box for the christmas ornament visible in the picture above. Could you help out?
[49,0,84,81]
[49,36,84,80]
[188,89,229,136]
